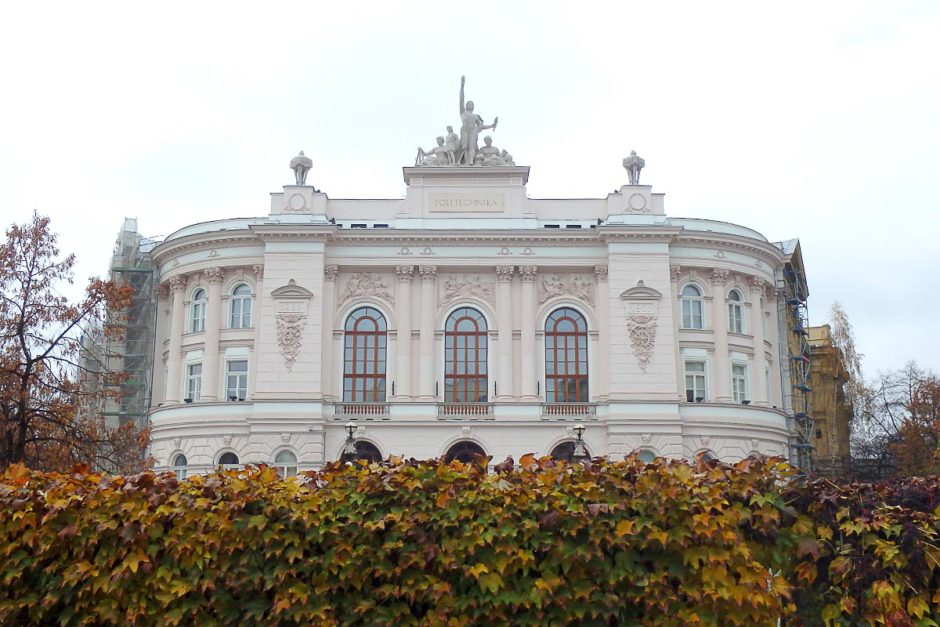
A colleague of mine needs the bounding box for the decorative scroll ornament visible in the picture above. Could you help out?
[440,274,495,304]
[539,273,594,305]
[620,280,663,373]
[341,273,394,304]
[203,267,224,285]
[271,279,314,372]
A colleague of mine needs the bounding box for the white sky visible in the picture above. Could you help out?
[1,1,937,377]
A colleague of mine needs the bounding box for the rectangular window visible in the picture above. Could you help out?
[682,300,703,329]
[684,360,707,402]
[191,302,205,333]
[226,360,248,401]
[732,363,749,403]
[728,303,743,334]
[186,363,202,401]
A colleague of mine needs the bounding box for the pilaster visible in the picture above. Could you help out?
[750,276,769,406]
[322,265,338,400]
[710,269,731,402]
[164,276,187,403]
[395,265,414,399]
[593,265,609,401]
[519,266,538,399]
[201,268,224,401]
[418,265,437,399]
[496,265,514,400]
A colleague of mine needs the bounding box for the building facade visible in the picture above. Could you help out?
[147,158,807,477]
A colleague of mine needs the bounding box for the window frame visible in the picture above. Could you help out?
[186,362,202,402]
[172,453,188,480]
[229,283,252,329]
[731,361,749,403]
[680,284,705,330]
[190,288,206,333]
[544,307,589,403]
[444,440,486,463]
[684,359,707,402]
[342,307,388,403]
[727,289,744,334]
[225,359,248,401]
[443,307,488,403]
[217,451,240,470]
[274,450,298,479]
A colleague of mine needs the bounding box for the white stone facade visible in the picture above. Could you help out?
[149,164,797,475]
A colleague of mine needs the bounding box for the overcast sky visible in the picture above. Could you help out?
[1,1,936,378]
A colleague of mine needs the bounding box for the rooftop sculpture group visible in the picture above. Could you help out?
[415,76,515,167]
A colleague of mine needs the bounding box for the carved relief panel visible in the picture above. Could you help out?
[620,281,663,373]
[339,272,395,305]
[538,273,595,305]
[271,279,314,372]
[439,273,495,305]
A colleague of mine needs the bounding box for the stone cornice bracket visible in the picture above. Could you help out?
[670,265,682,282]
[396,265,414,282]
[252,264,264,279]
[324,265,339,282]
[709,269,729,285]
[203,267,224,285]
[519,265,538,282]
[168,275,187,292]
[594,265,609,281]
[496,265,515,282]
[419,265,438,282]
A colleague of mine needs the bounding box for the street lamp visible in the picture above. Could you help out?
[341,421,358,462]
[571,423,588,462]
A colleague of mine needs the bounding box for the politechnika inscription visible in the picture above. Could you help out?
[429,193,504,212]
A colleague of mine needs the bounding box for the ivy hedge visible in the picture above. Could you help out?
[1,456,937,625]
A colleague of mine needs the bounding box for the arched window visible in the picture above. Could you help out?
[444,441,486,463]
[172,454,188,480]
[444,308,488,403]
[549,441,591,462]
[274,450,297,478]
[218,451,239,469]
[699,451,716,463]
[343,307,387,402]
[727,289,744,334]
[230,284,252,329]
[544,308,589,403]
[353,441,382,463]
[190,288,206,332]
[681,285,704,329]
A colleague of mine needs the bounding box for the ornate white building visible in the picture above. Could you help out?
[148,154,807,477]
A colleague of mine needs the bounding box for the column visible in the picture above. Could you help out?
[670,265,684,399]
[418,265,437,399]
[249,265,263,399]
[710,269,731,402]
[322,265,338,400]
[395,266,413,399]
[496,265,514,400]
[519,266,538,399]
[200,268,224,401]
[593,265,609,401]
[750,276,769,406]
[164,275,187,403]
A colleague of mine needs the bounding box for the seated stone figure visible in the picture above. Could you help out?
[478,136,514,166]
[416,137,449,166]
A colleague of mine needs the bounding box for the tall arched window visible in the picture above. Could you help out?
[172,454,188,480]
[230,283,252,328]
[343,307,387,402]
[274,450,297,478]
[544,308,589,403]
[727,289,744,334]
[190,288,206,332]
[444,308,488,403]
[681,284,704,329]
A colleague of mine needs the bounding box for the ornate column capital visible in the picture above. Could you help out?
[670,265,682,282]
[519,266,538,282]
[496,265,515,282]
[252,264,264,280]
[593,265,608,281]
[419,265,437,282]
[749,276,766,293]
[168,275,187,292]
[324,265,339,281]
[709,269,729,285]
[203,267,224,285]
[396,265,414,282]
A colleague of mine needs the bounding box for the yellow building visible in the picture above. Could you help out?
[807,325,853,476]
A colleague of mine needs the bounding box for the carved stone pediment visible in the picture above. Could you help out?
[271,279,314,300]
[619,281,662,301]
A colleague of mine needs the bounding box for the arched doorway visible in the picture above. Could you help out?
[444,441,486,463]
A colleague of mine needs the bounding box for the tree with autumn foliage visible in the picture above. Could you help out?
[0,212,148,472]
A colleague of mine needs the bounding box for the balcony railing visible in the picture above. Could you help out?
[333,403,390,420]
[437,403,495,419]
[540,403,598,419]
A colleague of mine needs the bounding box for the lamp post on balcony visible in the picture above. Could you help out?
[341,421,358,463]
[572,423,589,463]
